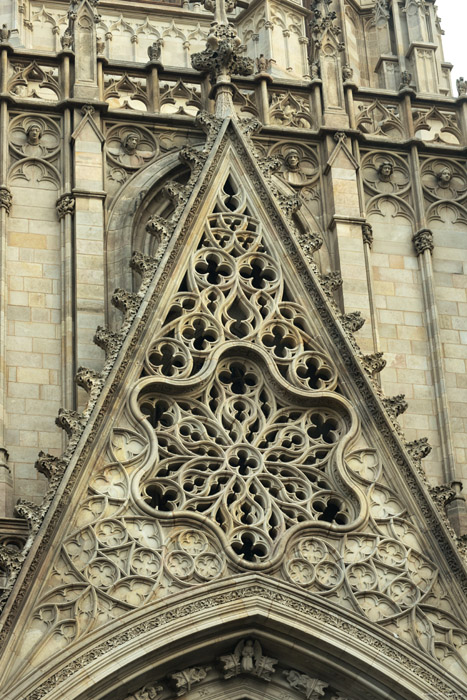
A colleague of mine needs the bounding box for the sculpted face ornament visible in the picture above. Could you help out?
[378,161,393,182]
[285,149,301,171]
[123,132,140,155]
[26,123,43,145]
[437,166,452,187]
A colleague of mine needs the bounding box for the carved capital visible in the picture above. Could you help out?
[170,666,211,696]
[56,193,75,219]
[413,228,434,256]
[0,186,12,215]
[362,222,373,247]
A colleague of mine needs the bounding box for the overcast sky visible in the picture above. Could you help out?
[438,0,466,86]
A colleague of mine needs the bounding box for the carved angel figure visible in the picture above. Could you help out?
[219,639,277,680]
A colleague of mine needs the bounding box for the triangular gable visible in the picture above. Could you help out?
[0,117,466,698]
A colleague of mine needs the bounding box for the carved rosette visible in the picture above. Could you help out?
[412,228,434,256]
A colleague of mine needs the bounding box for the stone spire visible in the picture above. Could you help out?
[191,0,253,118]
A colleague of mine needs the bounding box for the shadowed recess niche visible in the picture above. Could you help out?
[133,173,366,566]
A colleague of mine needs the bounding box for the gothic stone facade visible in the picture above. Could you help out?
[0,1,466,700]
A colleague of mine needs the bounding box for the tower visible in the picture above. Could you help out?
[0,1,466,698]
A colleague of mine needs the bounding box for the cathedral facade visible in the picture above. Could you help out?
[0,1,466,699]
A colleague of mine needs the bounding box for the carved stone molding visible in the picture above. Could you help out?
[412,228,434,256]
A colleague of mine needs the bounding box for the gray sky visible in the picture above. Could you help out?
[438,0,466,85]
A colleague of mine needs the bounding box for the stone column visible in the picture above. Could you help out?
[71,106,106,409]
[323,133,372,350]
[412,228,467,534]
[0,40,13,515]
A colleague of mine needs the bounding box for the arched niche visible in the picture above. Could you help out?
[105,151,192,328]
[9,576,461,700]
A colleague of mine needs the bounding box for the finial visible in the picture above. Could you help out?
[191,0,253,117]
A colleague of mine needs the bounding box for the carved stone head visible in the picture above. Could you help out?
[378,160,393,182]
[284,149,301,171]
[26,123,43,145]
[123,132,140,154]
[437,166,452,186]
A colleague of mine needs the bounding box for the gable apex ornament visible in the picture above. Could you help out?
[191,0,253,116]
